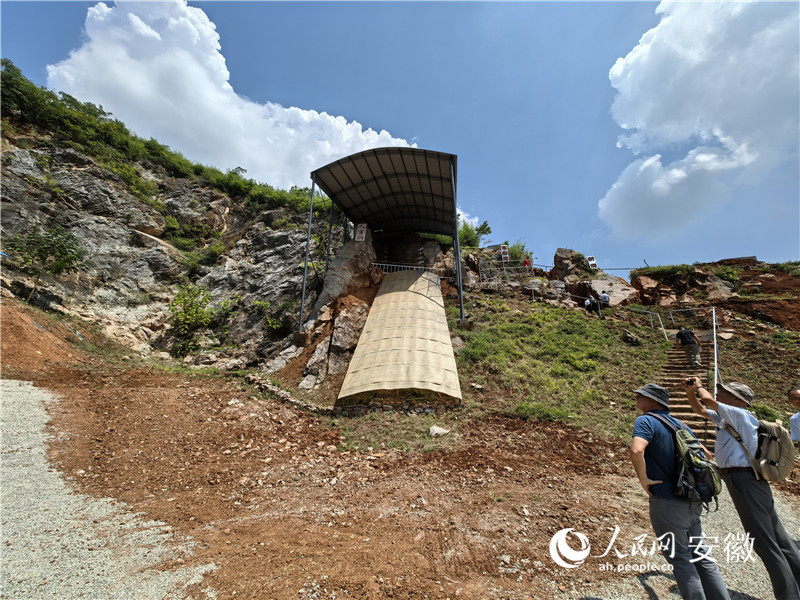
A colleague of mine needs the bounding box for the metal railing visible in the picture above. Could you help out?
[371,262,453,278]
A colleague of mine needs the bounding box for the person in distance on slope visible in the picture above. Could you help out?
[675,325,702,368]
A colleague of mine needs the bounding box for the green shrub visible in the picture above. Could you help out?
[265,317,282,331]
[168,281,213,334]
[4,224,90,301]
[164,215,180,233]
[713,265,741,284]
[506,240,531,264]
[250,300,271,314]
[631,264,695,283]
[770,261,800,277]
[199,242,224,265]
[171,237,198,252]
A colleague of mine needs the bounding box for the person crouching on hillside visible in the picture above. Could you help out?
[630,383,730,600]
[683,377,800,600]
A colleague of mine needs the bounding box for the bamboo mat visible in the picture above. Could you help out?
[338,270,462,400]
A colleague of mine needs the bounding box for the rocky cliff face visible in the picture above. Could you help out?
[1,141,322,367]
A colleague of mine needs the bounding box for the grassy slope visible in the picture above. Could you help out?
[323,290,672,453]
[324,287,799,453]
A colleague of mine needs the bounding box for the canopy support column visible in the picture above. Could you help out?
[450,159,465,320]
[298,177,317,332]
[324,196,335,272]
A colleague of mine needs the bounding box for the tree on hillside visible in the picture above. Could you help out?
[505,240,533,264]
[459,219,492,248]
[4,225,90,301]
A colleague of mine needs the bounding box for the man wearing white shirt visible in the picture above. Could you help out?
[684,377,800,600]
[789,386,800,444]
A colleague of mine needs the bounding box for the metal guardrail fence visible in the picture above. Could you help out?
[371,262,452,278]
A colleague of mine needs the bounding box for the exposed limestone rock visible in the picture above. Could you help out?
[706,275,737,300]
[311,227,376,316]
[622,330,642,346]
[369,265,384,286]
[2,142,315,363]
[264,345,302,373]
[301,295,369,387]
[567,277,639,307]
[330,299,369,352]
[306,338,331,377]
[326,352,351,376]
[299,374,318,390]
[631,267,738,307]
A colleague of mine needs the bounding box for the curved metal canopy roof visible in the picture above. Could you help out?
[311,147,457,237]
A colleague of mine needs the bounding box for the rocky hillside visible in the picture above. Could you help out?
[630,259,800,330]
[1,133,329,368]
[4,128,800,378]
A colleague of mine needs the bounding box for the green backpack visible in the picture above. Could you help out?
[650,413,723,511]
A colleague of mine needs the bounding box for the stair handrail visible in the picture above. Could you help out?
[622,306,670,341]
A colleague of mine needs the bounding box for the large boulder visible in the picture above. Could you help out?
[552,248,590,281]
[311,227,377,316]
[302,295,369,387]
[568,276,640,306]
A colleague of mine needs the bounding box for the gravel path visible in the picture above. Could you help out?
[1,380,216,600]
[580,470,800,599]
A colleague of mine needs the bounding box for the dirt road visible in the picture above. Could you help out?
[2,299,799,599]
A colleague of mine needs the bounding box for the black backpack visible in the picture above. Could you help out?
[649,413,722,511]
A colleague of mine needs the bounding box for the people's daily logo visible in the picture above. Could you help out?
[549,528,591,569]
[549,526,754,572]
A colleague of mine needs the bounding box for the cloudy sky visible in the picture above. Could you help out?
[2,1,798,276]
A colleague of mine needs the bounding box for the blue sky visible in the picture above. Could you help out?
[2,1,798,278]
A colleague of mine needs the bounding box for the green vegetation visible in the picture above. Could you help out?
[1,59,330,219]
[514,401,570,422]
[770,331,800,349]
[167,282,250,354]
[449,297,668,437]
[712,265,741,284]
[250,300,272,315]
[769,261,800,277]
[631,264,695,283]
[168,280,214,335]
[752,402,782,422]
[4,225,90,300]
[458,218,492,248]
[504,240,532,264]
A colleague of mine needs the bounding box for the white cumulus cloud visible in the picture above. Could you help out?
[599,1,799,239]
[46,0,411,190]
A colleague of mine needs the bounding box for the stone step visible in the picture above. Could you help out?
[653,343,718,446]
